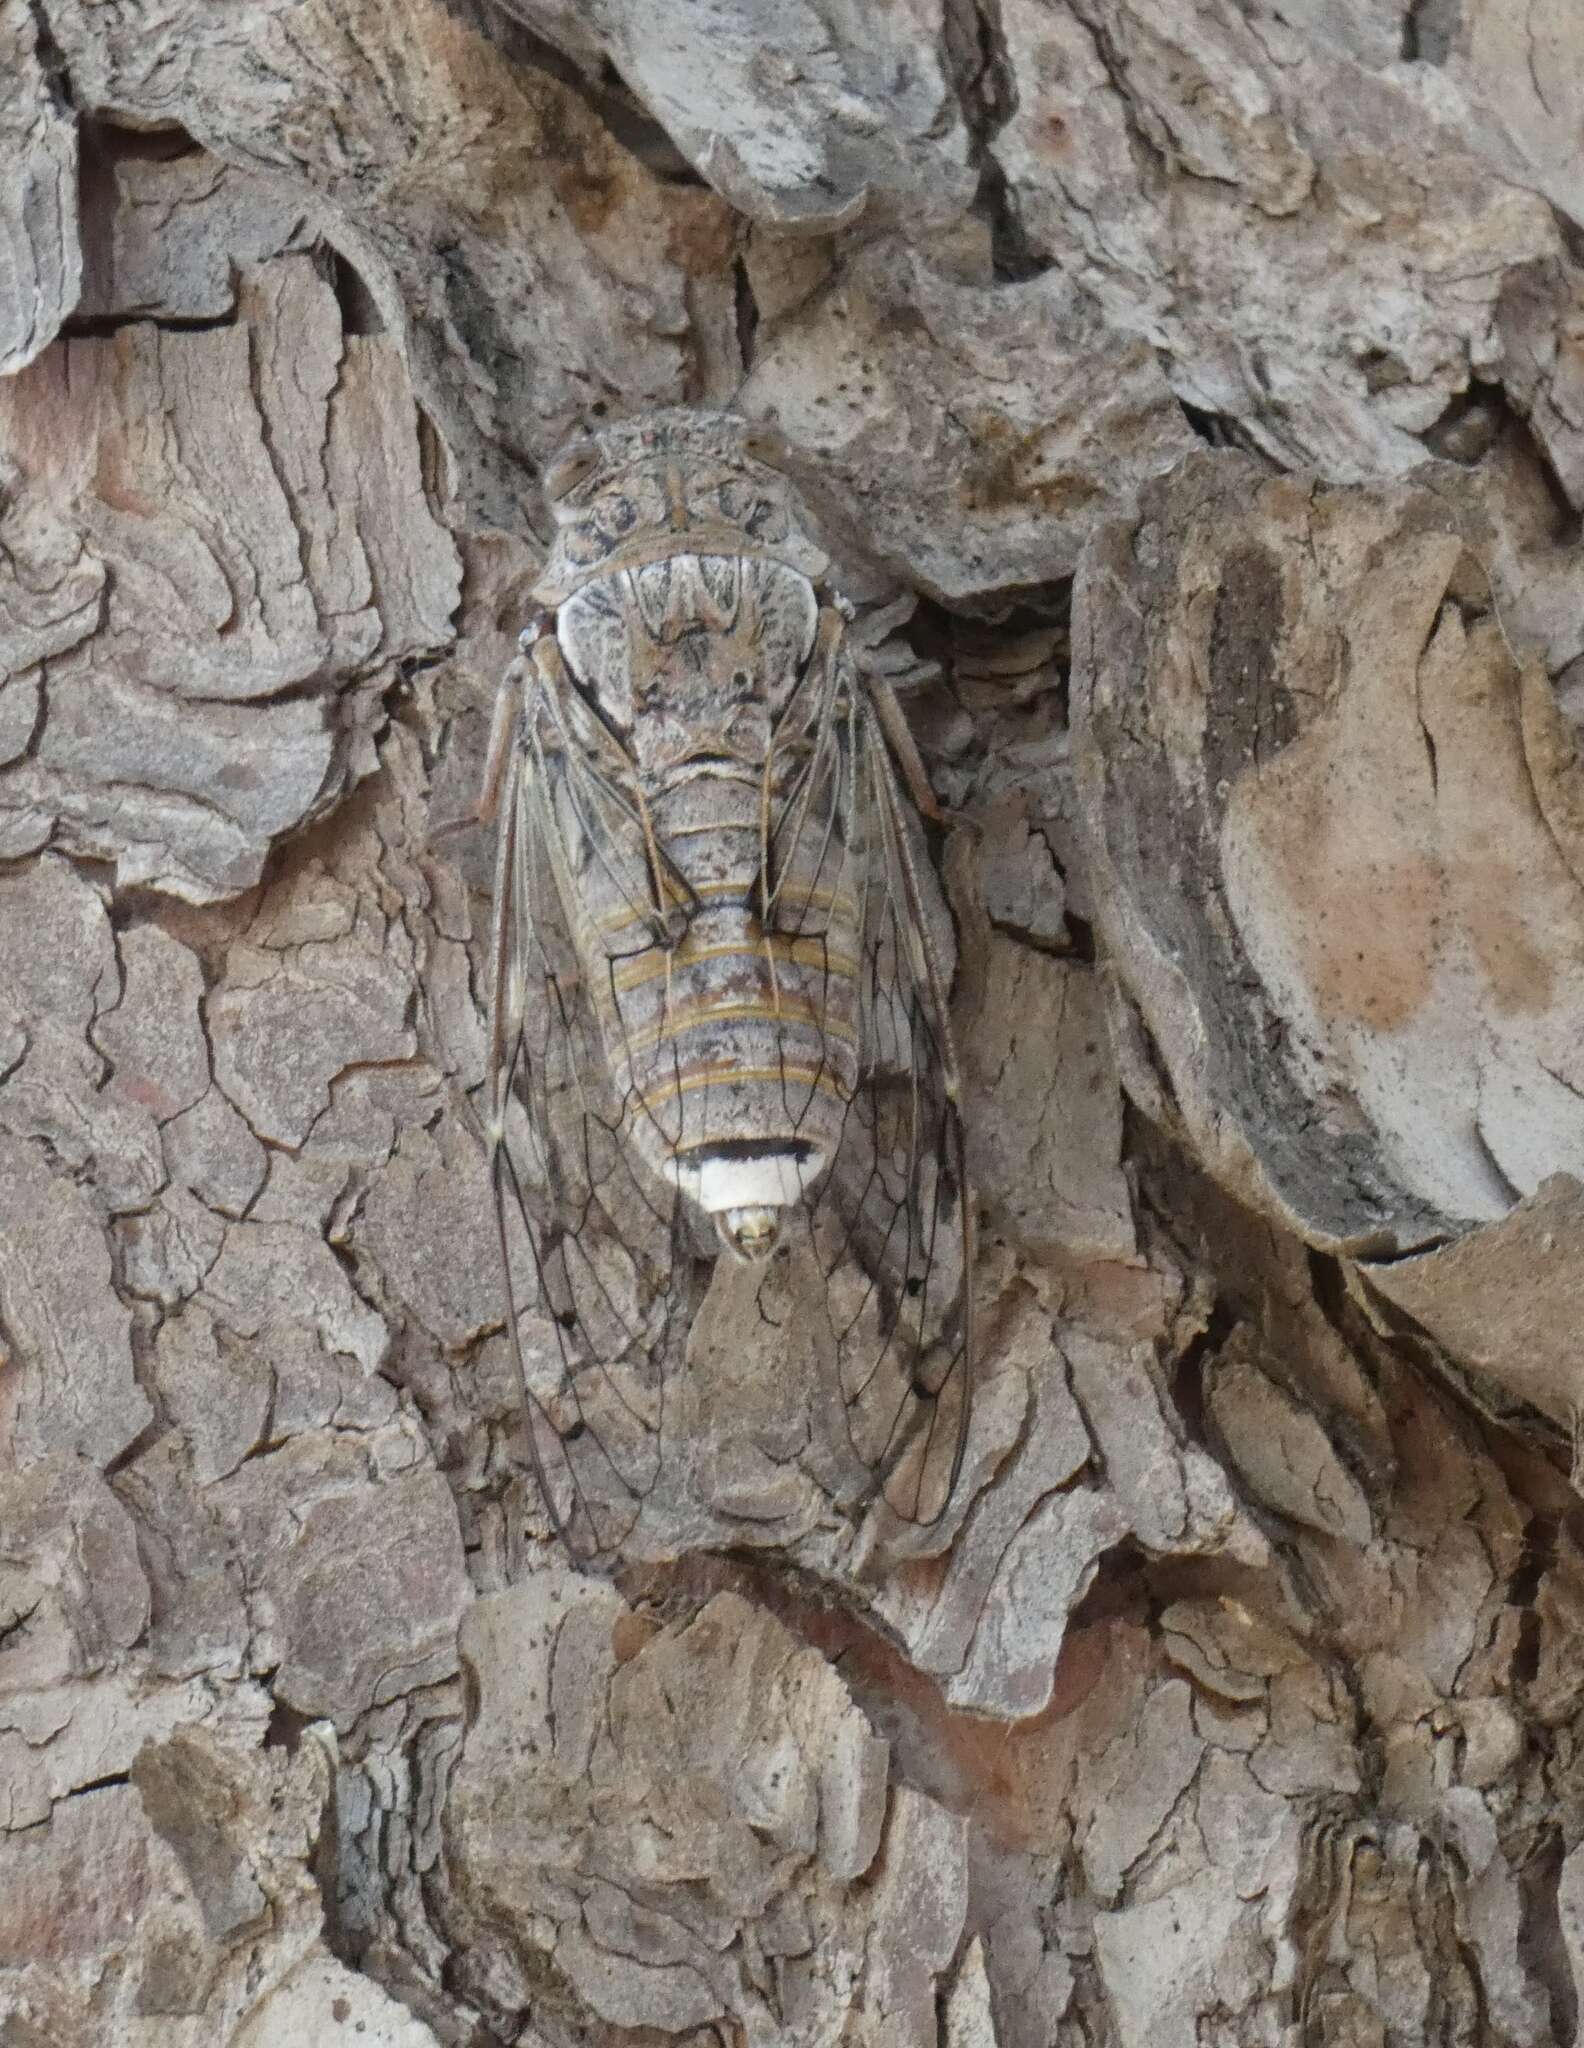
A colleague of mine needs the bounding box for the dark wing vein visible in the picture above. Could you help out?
[769,649,973,1528]
[486,684,682,1566]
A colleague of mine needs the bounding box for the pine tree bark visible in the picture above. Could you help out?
[2,2,1583,2043]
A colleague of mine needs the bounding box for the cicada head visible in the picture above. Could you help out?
[532,408,828,605]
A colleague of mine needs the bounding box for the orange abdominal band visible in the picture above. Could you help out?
[609,939,860,994]
[591,879,858,940]
[634,1059,851,1121]
[613,995,858,1059]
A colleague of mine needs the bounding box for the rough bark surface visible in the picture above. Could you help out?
[1,4,1583,2044]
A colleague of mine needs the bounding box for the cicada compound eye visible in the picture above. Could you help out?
[738,421,792,474]
[543,439,603,506]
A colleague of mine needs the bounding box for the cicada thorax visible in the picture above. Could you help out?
[546,548,863,1256]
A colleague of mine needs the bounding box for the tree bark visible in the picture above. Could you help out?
[2,2,1583,2043]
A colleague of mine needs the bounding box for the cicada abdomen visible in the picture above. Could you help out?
[480,410,973,1561]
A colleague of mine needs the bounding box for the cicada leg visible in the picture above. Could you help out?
[863,664,981,837]
[429,614,551,844]
[475,660,528,829]
[864,666,944,824]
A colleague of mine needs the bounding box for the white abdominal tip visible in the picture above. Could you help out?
[668,1151,817,1213]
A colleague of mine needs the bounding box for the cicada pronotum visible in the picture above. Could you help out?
[476,410,974,1562]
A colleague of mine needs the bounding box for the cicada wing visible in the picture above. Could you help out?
[763,635,850,944]
[790,671,974,1530]
[486,686,684,1566]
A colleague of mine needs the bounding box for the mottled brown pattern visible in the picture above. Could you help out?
[483,410,972,1561]
[8,8,1584,2040]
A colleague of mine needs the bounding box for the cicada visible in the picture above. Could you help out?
[477,410,973,1561]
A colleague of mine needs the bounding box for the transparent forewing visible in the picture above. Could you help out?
[763,617,848,940]
[791,669,974,1529]
[486,673,684,1565]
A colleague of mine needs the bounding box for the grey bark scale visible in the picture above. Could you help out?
[0,2,1582,2044]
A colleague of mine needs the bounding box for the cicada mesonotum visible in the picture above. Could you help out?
[478,410,974,1560]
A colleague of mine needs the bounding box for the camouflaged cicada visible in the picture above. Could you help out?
[478,410,974,1561]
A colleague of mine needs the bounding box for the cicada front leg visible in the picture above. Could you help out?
[864,664,947,826]
[476,612,555,829]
